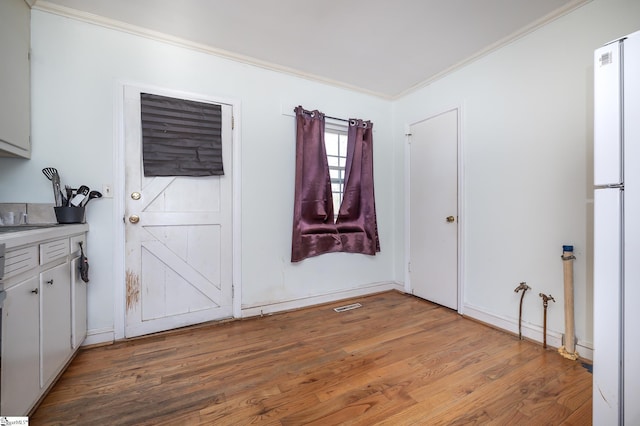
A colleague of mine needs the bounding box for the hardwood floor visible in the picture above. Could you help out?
[30,291,592,425]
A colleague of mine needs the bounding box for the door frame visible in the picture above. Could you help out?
[404,105,464,314]
[113,82,242,340]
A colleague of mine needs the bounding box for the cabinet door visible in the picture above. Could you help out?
[71,256,87,349]
[1,276,40,416]
[40,262,72,388]
[0,0,30,157]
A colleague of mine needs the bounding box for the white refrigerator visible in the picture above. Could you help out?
[593,29,640,425]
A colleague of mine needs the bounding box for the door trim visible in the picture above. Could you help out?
[404,104,464,314]
[113,81,242,340]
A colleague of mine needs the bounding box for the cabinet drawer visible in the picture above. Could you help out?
[70,234,87,256]
[4,246,38,279]
[40,238,69,265]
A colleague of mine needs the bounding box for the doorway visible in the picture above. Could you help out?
[407,108,461,310]
[121,85,235,338]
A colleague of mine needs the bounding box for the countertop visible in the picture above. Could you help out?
[0,223,89,249]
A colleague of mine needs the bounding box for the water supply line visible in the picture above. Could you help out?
[539,293,555,349]
[514,282,531,340]
[559,245,579,360]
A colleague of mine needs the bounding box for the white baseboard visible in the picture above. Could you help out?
[82,327,115,346]
[241,281,403,318]
[576,341,593,362]
[80,283,401,346]
[463,303,593,361]
[81,288,594,362]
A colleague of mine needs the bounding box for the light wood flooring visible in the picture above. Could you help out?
[30,291,592,425]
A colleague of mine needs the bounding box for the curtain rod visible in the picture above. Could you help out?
[325,115,350,123]
[296,107,350,123]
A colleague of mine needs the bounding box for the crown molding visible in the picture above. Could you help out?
[31,0,392,100]
[31,0,591,101]
[393,0,592,100]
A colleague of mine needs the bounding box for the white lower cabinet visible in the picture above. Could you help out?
[40,262,72,389]
[1,276,40,416]
[0,228,88,416]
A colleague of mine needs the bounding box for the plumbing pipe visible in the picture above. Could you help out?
[539,293,555,349]
[559,245,579,360]
[514,282,531,340]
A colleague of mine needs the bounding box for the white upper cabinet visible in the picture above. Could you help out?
[0,0,31,158]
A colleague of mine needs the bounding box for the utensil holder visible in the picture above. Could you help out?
[54,206,85,224]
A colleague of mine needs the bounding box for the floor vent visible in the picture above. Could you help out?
[333,303,362,313]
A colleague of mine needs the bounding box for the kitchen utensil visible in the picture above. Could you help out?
[52,171,63,207]
[70,185,89,207]
[42,167,63,206]
[78,241,89,283]
[41,167,56,180]
[82,190,102,207]
[65,185,73,206]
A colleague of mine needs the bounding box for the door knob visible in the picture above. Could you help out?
[131,192,141,200]
[446,216,455,223]
[129,214,140,224]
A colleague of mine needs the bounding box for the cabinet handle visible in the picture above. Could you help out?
[46,279,54,285]
[31,288,39,294]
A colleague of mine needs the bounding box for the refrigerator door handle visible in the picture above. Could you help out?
[595,183,624,190]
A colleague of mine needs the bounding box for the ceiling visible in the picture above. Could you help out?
[33,0,588,99]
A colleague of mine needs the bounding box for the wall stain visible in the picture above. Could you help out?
[126,269,140,311]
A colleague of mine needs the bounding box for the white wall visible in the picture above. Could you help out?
[2,0,637,349]
[0,10,398,342]
[393,0,640,356]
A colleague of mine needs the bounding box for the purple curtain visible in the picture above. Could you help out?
[291,106,380,262]
[336,118,380,254]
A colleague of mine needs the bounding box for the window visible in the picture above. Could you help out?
[325,124,348,220]
[291,105,379,262]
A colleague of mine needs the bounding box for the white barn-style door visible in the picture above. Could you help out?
[123,86,233,338]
